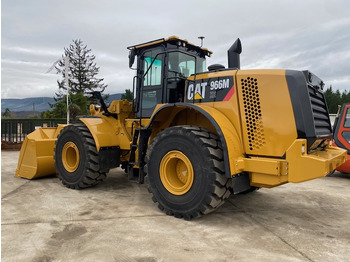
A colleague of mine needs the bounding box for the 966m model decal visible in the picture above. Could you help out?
[186,76,234,102]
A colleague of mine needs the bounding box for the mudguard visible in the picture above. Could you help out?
[79,117,122,151]
[147,103,244,177]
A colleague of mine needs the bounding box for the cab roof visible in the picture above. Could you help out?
[127,36,213,57]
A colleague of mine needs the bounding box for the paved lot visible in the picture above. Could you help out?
[2,150,350,262]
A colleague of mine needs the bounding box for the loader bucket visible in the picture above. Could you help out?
[15,125,66,179]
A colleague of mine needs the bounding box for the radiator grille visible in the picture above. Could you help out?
[241,77,265,151]
[307,85,332,136]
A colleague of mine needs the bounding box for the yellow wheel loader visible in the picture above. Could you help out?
[16,36,346,219]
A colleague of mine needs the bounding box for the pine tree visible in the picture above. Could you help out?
[325,85,337,113]
[324,85,350,114]
[2,108,13,118]
[47,39,108,122]
[121,89,133,101]
[55,39,107,95]
[43,92,89,120]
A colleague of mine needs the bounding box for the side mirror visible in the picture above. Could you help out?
[129,50,136,68]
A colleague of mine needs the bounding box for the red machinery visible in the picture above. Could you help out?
[332,103,350,173]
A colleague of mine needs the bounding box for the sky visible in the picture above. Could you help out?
[1,0,350,99]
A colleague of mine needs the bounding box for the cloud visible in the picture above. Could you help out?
[2,0,350,98]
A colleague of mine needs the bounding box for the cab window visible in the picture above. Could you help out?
[344,108,350,128]
[142,90,158,109]
[139,48,164,117]
[143,49,163,86]
[168,52,206,78]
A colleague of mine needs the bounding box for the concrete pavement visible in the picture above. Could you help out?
[2,150,350,262]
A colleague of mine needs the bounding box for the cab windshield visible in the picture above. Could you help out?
[168,52,206,78]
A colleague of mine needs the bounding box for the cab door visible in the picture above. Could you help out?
[137,48,165,118]
[333,103,350,153]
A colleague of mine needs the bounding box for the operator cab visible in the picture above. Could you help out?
[128,36,212,118]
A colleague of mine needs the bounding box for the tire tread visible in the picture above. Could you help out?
[54,123,107,189]
[145,125,232,220]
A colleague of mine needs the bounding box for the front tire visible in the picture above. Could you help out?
[54,123,106,189]
[145,126,232,220]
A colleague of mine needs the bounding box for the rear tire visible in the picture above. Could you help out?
[145,126,232,220]
[54,123,106,189]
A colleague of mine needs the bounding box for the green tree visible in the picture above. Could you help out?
[55,39,107,94]
[47,39,107,122]
[341,89,350,105]
[121,89,133,102]
[2,108,14,118]
[325,85,337,113]
[41,110,54,119]
[324,85,350,113]
[68,91,89,120]
[44,92,89,121]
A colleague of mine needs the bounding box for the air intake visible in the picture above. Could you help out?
[241,77,265,151]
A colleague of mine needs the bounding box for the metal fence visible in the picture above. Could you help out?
[1,118,66,143]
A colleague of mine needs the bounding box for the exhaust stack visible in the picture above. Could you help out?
[228,38,242,69]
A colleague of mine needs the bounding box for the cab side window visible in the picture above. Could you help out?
[139,48,164,117]
[344,108,350,128]
[144,56,162,86]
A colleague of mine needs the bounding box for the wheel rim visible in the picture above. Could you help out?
[159,150,194,195]
[62,142,80,172]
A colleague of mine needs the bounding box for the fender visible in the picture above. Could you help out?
[147,103,244,177]
[79,117,121,151]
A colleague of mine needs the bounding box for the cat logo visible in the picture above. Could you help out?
[185,77,234,103]
[187,82,208,100]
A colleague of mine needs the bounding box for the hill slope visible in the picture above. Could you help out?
[1,93,123,113]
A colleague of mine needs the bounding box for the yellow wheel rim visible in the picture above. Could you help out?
[62,142,80,173]
[159,150,194,195]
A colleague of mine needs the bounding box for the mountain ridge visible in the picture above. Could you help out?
[1,93,123,113]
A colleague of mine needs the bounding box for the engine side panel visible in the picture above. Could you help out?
[236,69,298,157]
